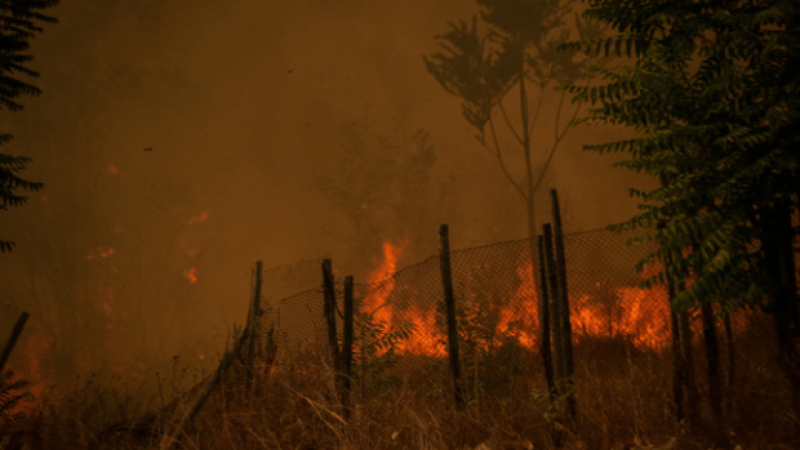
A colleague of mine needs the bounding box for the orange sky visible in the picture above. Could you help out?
[0,0,659,392]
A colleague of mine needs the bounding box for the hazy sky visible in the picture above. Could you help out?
[0,0,658,390]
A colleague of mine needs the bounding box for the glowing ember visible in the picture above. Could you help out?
[86,247,116,260]
[184,268,197,284]
[187,212,208,225]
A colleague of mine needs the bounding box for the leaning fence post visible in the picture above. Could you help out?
[0,311,29,375]
[439,224,464,409]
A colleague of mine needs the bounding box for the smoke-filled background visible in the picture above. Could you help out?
[0,0,657,395]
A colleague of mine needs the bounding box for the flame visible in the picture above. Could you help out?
[108,164,119,174]
[86,247,116,260]
[187,212,208,225]
[363,242,402,327]
[184,268,197,284]
[356,241,759,360]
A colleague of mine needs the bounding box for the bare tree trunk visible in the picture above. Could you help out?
[722,312,735,419]
[760,200,800,404]
[700,301,724,429]
[678,304,701,433]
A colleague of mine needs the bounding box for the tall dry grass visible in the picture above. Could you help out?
[1,331,798,450]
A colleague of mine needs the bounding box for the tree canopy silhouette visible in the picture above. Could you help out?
[556,0,800,398]
[0,0,59,252]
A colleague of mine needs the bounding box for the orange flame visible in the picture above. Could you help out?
[363,242,402,327]
[86,247,116,260]
[108,164,119,174]
[184,268,197,284]
[357,242,758,359]
[187,212,208,225]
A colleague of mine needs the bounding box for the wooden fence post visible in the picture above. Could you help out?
[536,236,556,399]
[439,224,464,409]
[551,189,576,420]
[542,224,563,385]
[0,311,29,374]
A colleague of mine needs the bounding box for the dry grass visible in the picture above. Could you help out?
[2,334,798,450]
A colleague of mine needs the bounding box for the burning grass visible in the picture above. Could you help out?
[2,330,798,450]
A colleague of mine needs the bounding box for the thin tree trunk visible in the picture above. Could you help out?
[760,200,800,402]
[678,305,700,433]
[700,301,724,428]
[722,312,735,419]
[664,245,686,424]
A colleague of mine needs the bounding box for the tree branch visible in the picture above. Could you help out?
[532,90,584,195]
[485,116,527,201]
[527,80,548,139]
[498,101,524,146]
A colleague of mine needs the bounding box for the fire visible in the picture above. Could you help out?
[108,164,119,174]
[398,304,445,356]
[184,268,197,284]
[362,242,402,327]
[357,241,757,360]
[86,247,116,260]
[187,212,208,225]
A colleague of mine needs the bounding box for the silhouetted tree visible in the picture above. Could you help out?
[0,0,59,252]
[424,0,604,241]
[556,0,800,433]
[314,114,455,275]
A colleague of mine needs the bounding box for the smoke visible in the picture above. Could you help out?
[0,0,657,399]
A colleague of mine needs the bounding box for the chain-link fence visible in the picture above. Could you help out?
[256,227,785,403]
[1,226,790,418]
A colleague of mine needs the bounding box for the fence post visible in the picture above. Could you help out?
[0,311,29,375]
[551,189,576,420]
[439,224,464,409]
[536,236,556,399]
[542,224,563,385]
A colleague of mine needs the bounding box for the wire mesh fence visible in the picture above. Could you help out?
[0,225,790,420]
[256,226,785,403]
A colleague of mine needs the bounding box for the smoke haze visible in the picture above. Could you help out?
[0,0,658,393]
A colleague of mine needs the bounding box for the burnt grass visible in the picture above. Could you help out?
[2,331,798,450]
